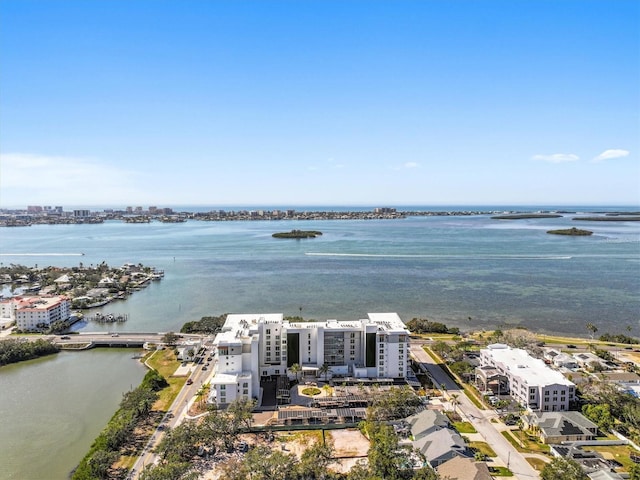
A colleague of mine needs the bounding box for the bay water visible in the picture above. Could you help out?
[0,208,639,478]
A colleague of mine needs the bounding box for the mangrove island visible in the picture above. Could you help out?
[272,229,323,239]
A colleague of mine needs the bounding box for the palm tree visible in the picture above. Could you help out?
[318,363,330,382]
[450,393,460,414]
[290,363,302,382]
[195,383,210,407]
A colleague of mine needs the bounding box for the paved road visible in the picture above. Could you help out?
[130,349,213,479]
[410,344,541,480]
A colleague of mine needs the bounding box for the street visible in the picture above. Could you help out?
[410,344,541,479]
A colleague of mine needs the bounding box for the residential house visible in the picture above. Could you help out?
[436,456,493,480]
[523,411,598,444]
[413,427,468,467]
[405,409,450,440]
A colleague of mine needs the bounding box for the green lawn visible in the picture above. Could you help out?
[468,441,496,458]
[583,445,636,471]
[453,421,477,434]
[501,430,550,454]
[526,457,548,471]
[489,466,514,477]
[145,349,186,410]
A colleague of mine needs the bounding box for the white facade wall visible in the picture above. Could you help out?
[480,344,575,412]
[208,312,410,407]
[11,296,71,330]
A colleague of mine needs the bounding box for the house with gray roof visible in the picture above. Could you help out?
[413,427,468,467]
[436,456,493,480]
[523,411,598,444]
[405,409,450,440]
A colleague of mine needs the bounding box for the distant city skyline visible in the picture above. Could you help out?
[1,1,638,207]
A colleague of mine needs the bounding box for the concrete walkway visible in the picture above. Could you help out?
[411,344,541,479]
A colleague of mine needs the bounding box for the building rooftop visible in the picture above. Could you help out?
[437,456,493,480]
[483,344,574,387]
[527,411,597,437]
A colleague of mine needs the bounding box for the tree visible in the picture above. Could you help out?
[242,445,297,480]
[162,331,179,346]
[586,323,598,340]
[139,462,199,480]
[318,363,330,382]
[365,421,411,480]
[629,462,640,480]
[297,440,335,479]
[86,450,118,479]
[290,363,302,382]
[581,403,613,431]
[154,422,201,463]
[450,393,460,414]
[540,457,588,480]
[195,383,210,407]
[227,398,256,431]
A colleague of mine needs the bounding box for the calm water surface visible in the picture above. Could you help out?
[1,212,639,334]
[0,210,639,478]
[0,349,146,480]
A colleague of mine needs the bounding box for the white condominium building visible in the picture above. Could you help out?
[479,344,575,412]
[208,312,410,406]
[0,295,71,331]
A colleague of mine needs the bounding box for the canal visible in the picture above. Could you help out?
[0,349,147,480]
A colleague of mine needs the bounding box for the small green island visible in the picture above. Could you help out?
[272,229,323,239]
[547,227,593,236]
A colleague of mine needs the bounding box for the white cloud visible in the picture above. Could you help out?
[404,162,420,168]
[592,149,630,163]
[0,152,145,206]
[531,153,579,163]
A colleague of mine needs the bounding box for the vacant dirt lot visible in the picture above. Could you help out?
[327,429,370,458]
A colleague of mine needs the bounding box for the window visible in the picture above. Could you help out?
[275,369,280,374]
[220,385,226,390]
[243,382,248,387]
[266,329,271,334]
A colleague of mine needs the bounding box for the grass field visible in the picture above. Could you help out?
[501,430,550,454]
[468,441,496,458]
[583,444,637,471]
[526,457,548,471]
[453,421,477,433]
[145,348,187,410]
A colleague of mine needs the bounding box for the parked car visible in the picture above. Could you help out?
[186,378,193,385]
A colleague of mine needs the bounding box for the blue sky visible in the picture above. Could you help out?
[1,0,638,207]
